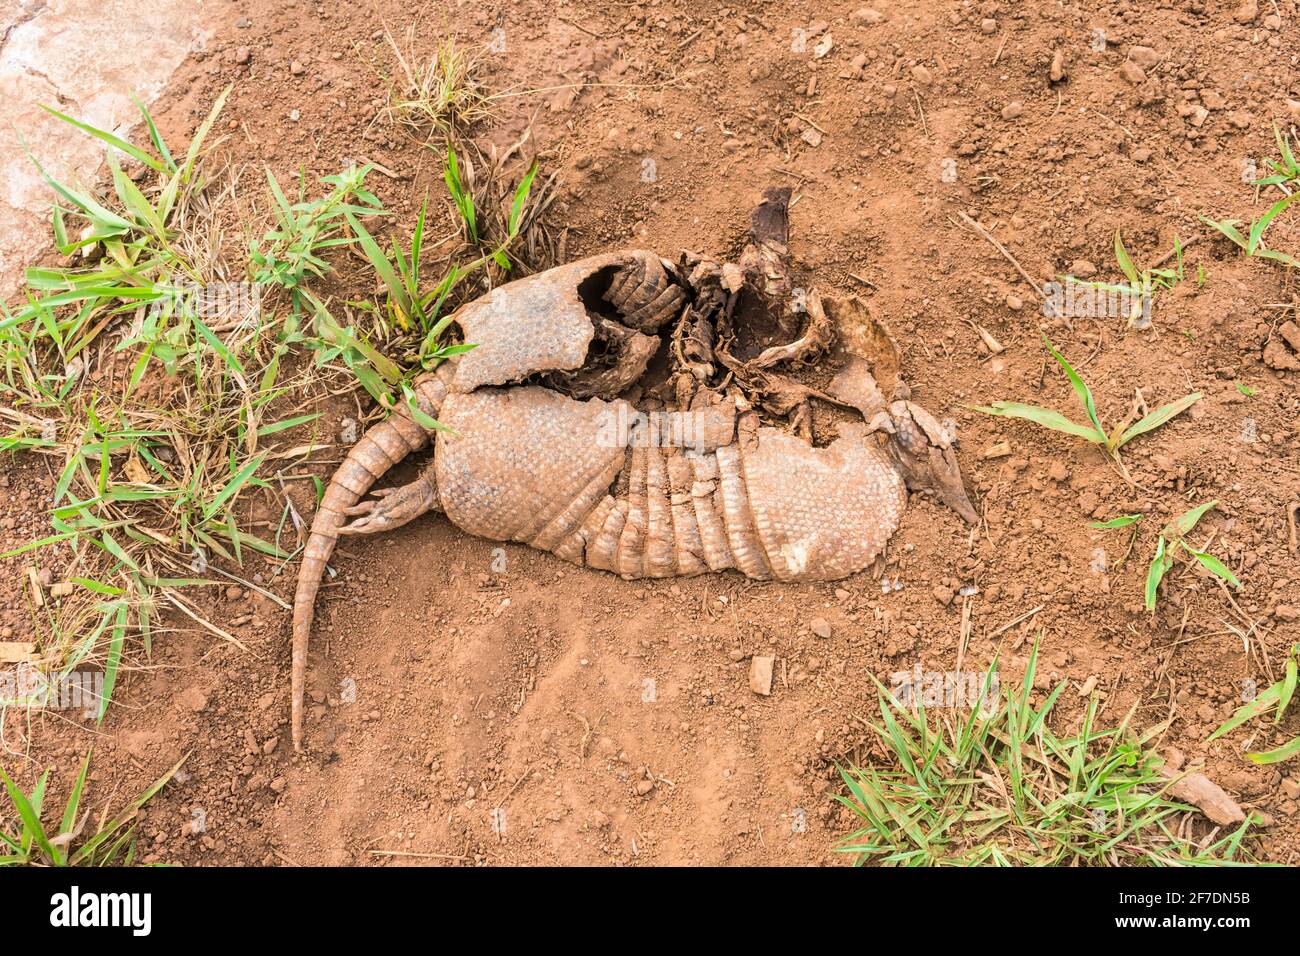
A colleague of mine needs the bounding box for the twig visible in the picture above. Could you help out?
[989,604,1045,639]
[369,848,469,861]
[954,212,1044,300]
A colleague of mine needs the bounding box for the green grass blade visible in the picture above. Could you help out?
[1184,547,1241,588]
[1246,735,1300,765]
[0,766,59,864]
[1116,393,1201,448]
[1145,536,1170,611]
[1164,500,1218,540]
[1113,230,1140,284]
[1089,514,1143,529]
[969,402,1104,442]
[1041,334,1104,436]
[39,104,165,172]
[1199,215,1249,251]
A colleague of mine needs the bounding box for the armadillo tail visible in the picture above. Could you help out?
[290,368,453,751]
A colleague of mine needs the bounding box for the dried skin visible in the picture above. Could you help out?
[290,209,976,750]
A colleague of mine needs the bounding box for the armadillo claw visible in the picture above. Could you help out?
[337,475,438,535]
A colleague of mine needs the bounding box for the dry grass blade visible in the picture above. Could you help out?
[379,25,492,141]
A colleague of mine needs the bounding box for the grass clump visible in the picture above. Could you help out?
[1200,123,1300,269]
[1057,230,1190,327]
[972,334,1201,467]
[834,641,1257,866]
[0,750,183,866]
[1,77,550,725]
[378,26,492,141]
[1209,643,1298,766]
[1144,500,1241,612]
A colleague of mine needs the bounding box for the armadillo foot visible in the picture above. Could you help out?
[337,469,439,535]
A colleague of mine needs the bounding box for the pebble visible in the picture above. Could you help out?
[1127,46,1162,70]
[850,8,884,24]
[1049,49,1066,83]
[911,65,933,86]
[1070,259,1097,278]
[1005,293,1023,311]
[235,46,251,65]
[810,617,832,639]
[1001,100,1023,120]
[1234,0,1258,24]
[980,18,997,34]
[748,656,774,696]
[1120,62,1147,84]
[290,60,305,75]
[932,585,955,606]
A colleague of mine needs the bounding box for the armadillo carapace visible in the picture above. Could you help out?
[290,241,977,750]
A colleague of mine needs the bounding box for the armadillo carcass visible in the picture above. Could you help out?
[290,229,976,751]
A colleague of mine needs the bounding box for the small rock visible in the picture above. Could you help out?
[1047,461,1069,482]
[1005,293,1023,311]
[911,64,933,86]
[749,655,775,696]
[1233,0,1258,24]
[1049,49,1066,83]
[1120,62,1147,84]
[1273,605,1300,621]
[339,416,359,445]
[800,127,823,148]
[980,18,997,34]
[235,46,251,65]
[1127,46,1162,69]
[1164,769,1246,826]
[1071,259,1097,278]
[932,585,955,607]
[1001,100,1023,121]
[635,779,654,796]
[1200,89,1227,110]
[1131,147,1152,162]
[290,59,305,75]
[809,617,833,639]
